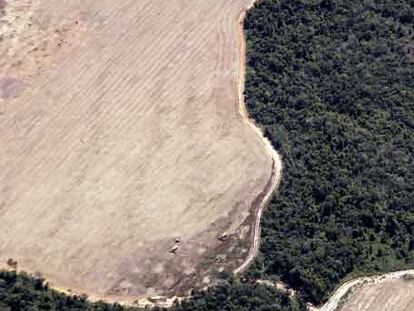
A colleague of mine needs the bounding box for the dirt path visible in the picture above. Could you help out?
[233,0,283,276]
[308,270,414,311]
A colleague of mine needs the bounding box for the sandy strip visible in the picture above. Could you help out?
[233,0,283,275]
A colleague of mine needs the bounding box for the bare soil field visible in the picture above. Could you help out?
[0,0,274,302]
[308,270,414,311]
[339,277,414,311]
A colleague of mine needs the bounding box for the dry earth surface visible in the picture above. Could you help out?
[308,270,414,311]
[338,277,414,311]
[0,0,274,303]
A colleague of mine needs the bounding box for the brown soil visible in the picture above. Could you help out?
[308,270,414,311]
[0,0,273,302]
[339,278,414,311]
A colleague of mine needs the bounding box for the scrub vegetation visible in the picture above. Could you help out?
[0,271,128,311]
[0,271,303,311]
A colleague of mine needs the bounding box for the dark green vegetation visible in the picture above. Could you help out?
[0,271,122,311]
[244,0,414,305]
[0,271,131,311]
[0,271,303,311]
[153,279,303,311]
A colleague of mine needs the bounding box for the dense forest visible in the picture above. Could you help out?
[244,0,414,304]
[0,271,130,311]
[0,271,303,311]
[155,280,303,311]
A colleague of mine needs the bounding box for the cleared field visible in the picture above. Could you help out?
[0,0,273,300]
[339,278,414,311]
[308,270,414,311]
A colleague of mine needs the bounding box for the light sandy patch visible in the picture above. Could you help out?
[0,0,274,301]
[339,277,414,311]
[309,270,414,311]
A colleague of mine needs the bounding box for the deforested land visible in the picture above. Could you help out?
[0,0,276,301]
